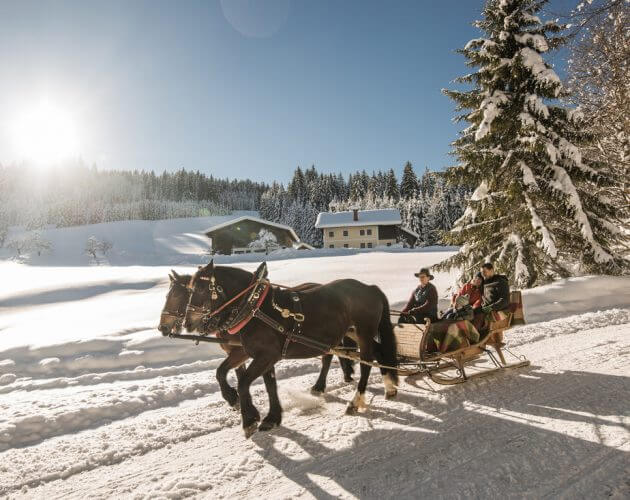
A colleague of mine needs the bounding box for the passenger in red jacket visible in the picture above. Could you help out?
[442,273,483,320]
[452,272,483,309]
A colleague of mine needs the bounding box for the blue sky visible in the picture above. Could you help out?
[0,0,574,183]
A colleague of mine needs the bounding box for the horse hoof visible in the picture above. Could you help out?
[230,401,240,411]
[243,422,258,438]
[385,390,398,400]
[345,405,358,416]
[344,376,354,383]
[310,387,325,396]
[259,419,280,432]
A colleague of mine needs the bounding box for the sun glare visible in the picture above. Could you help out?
[11,101,79,166]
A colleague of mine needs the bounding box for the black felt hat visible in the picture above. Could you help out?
[414,268,434,280]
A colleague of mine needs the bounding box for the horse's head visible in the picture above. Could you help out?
[184,260,266,332]
[158,270,191,336]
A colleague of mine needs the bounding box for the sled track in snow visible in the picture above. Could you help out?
[1,316,629,498]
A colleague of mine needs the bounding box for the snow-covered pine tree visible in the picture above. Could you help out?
[420,167,437,198]
[287,166,307,203]
[384,169,400,201]
[438,0,628,288]
[400,161,419,199]
[567,1,629,217]
[349,174,367,201]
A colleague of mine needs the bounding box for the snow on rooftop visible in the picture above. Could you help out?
[315,209,402,228]
[204,216,300,243]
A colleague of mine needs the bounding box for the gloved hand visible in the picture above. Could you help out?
[482,305,493,314]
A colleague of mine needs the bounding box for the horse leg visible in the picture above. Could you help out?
[346,363,371,415]
[339,337,355,382]
[216,348,249,409]
[237,355,277,438]
[311,354,333,394]
[346,330,373,415]
[339,356,354,382]
[259,367,283,431]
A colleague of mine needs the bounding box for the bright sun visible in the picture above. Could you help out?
[11,101,79,166]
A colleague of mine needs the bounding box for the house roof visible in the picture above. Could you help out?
[204,216,300,243]
[315,209,402,229]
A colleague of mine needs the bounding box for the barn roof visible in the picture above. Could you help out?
[292,241,315,250]
[204,216,300,243]
[400,226,419,239]
[315,209,402,229]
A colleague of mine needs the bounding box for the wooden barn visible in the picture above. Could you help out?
[204,216,312,255]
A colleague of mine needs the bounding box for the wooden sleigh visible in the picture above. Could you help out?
[391,291,530,384]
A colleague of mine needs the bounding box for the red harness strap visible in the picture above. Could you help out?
[226,283,270,335]
[202,281,258,322]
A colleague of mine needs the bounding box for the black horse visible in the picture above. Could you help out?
[184,260,398,437]
[158,270,355,409]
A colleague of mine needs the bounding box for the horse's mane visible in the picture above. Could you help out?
[214,265,253,283]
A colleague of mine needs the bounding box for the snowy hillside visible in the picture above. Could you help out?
[0,212,260,266]
[1,245,629,498]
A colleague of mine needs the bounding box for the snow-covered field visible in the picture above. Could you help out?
[1,218,629,499]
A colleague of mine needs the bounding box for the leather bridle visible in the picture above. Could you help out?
[160,279,191,332]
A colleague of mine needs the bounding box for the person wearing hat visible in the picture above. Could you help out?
[400,268,439,324]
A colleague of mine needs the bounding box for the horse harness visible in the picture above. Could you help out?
[192,272,331,357]
[160,279,191,330]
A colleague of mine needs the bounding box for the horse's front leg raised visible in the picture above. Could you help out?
[216,348,249,409]
[237,355,276,438]
[259,367,282,431]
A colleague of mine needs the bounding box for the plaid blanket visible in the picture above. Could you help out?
[426,319,480,353]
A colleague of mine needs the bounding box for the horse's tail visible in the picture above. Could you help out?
[375,288,399,386]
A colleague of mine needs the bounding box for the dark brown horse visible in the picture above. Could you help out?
[158,270,355,409]
[184,261,398,437]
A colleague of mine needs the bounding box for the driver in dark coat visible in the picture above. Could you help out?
[400,268,438,324]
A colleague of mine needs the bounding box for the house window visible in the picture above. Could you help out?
[367,242,373,248]
[329,231,334,237]
[367,229,372,235]
[343,230,348,237]
[329,244,334,248]
[344,244,349,248]
[360,229,365,236]
[360,243,365,248]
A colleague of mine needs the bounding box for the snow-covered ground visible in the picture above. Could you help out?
[1,218,629,498]
[0,212,259,266]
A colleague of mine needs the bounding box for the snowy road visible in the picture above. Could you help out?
[2,316,628,499]
[1,253,629,499]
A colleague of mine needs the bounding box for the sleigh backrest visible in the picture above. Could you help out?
[509,290,525,326]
